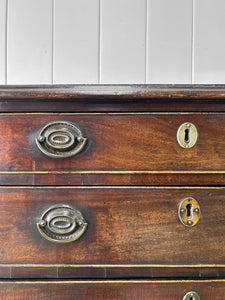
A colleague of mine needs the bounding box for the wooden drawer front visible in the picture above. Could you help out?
[1,114,225,171]
[0,187,224,265]
[0,280,224,300]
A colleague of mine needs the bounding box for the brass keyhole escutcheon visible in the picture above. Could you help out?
[183,291,200,300]
[177,122,198,148]
[178,197,201,227]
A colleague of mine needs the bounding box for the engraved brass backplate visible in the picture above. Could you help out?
[37,204,88,243]
[183,291,200,300]
[36,121,87,158]
[177,122,198,148]
[178,197,201,227]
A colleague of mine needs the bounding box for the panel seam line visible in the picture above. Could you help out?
[191,0,195,83]
[51,0,55,84]
[145,0,148,84]
[98,0,102,84]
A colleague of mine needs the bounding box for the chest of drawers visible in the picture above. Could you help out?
[0,85,224,299]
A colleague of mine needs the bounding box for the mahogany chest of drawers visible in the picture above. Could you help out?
[0,85,224,299]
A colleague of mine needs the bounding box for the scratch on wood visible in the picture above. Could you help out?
[32,161,36,171]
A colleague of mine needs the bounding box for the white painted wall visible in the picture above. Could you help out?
[1,0,225,85]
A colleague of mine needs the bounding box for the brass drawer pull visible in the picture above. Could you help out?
[178,197,201,227]
[36,121,87,158]
[37,204,88,243]
[177,122,198,148]
[183,291,200,300]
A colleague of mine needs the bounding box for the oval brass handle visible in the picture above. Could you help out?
[37,204,88,243]
[35,121,87,158]
[183,291,200,300]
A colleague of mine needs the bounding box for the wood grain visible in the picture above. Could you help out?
[0,280,224,300]
[0,187,224,265]
[1,265,225,279]
[3,85,225,99]
[1,85,225,112]
[0,85,224,286]
[2,172,225,186]
[1,114,225,171]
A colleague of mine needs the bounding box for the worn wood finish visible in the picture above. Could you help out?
[1,114,225,171]
[0,86,225,289]
[1,265,225,279]
[2,172,225,186]
[11,267,57,279]
[0,187,224,265]
[1,85,225,112]
[3,85,225,100]
[132,173,225,186]
[0,280,224,299]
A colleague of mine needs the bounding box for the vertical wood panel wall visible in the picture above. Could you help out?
[0,0,6,84]
[7,0,52,84]
[1,0,225,84]
[101,0,146,84]
[54,0,99,84]
[147,0,192,84]
[194,0,225,83]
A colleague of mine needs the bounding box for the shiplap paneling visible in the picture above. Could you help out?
[7,0,52,84]
[147,0,193,84]
[3,0,225,84]
[0,0,6,84]
[194,0,225,83]
[54,0,99,84]
[101,0,146,84]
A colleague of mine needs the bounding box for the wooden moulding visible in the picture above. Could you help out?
[0,84,225,112]
[0,265,225,279]
[1,172,225,186]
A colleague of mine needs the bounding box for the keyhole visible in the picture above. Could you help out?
[184,128,190,144]
[186,203,192,218]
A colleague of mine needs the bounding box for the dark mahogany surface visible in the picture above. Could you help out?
[1,172,225,186]
[0,265,224,279]
[0,280,224,300]
[1,114,225,171]
[0,86,225,286]
[0,187,224,265]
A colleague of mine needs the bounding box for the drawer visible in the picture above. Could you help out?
[0,187,224,265]
[0,280,224,299]
[1,114,225,171]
